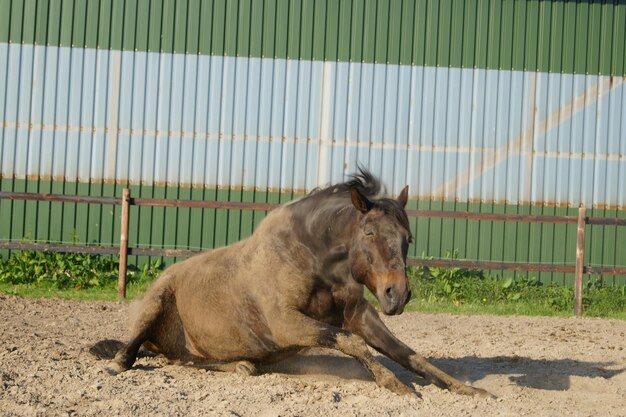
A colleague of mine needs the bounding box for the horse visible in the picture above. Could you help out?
[104,169,489,397]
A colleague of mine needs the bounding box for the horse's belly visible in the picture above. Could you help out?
[184,321,280,362]
[177,294,283,362]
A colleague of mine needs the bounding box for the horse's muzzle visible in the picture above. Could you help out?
[378,279,411,316]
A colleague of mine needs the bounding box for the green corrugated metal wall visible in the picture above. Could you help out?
[1,0,626,286]
[2,0,625,75]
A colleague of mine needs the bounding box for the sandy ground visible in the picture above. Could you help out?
[0,295,625,417]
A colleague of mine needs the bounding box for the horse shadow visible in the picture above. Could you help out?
[91,341,624,391]
[265,349,625,392]
[424,355,625,391]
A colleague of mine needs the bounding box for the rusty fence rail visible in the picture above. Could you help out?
[1,189,626,317]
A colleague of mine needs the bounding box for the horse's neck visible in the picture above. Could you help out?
[299,201,357,263]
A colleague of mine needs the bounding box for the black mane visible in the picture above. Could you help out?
[293,168,411,235]
[339,168,383,198]
[305,167,383,199]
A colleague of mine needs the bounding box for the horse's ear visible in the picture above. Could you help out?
[397,185,409,208]
[351,187,373,213]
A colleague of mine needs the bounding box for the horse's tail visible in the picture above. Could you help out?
[90,296,156,360]
[89,339,126,359]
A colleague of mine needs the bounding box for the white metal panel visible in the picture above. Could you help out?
[1,43,626,208]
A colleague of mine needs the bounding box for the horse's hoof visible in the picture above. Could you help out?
[391,382,417,397]
[379,374,417,397]
[476,388,496,399]
[235,361,256,376]
[455,384,494,399]
[104,362,126,376]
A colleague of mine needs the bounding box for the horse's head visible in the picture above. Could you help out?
[349,185,412,315]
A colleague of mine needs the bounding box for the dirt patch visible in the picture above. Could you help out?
[1,295,625,416]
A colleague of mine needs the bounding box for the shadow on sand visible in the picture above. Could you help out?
[90,341,624,392]
[264,349,625,392]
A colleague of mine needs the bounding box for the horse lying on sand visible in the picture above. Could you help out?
[99,170,490,397]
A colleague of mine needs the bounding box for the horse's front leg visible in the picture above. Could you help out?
[344,301,493,398]
[279,314,415,396]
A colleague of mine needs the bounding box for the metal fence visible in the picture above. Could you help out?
[1,190,626,317]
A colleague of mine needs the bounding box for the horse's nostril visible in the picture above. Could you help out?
[385,286,394,300]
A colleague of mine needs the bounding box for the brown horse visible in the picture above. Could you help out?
[106,169,489,397]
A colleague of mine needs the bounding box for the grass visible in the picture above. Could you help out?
[0,281,151,301]
[403,298,572,317]
[400,263,626,320]
[402,297,626,320]
[1,251,625,320]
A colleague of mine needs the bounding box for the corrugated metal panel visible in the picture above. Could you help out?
[2,43,625,209]
[1,0,625,75]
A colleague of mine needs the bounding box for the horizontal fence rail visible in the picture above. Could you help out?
[406,258,626,276]
[132,198,281,211]
[0,191,121,205]
[1,190,625,316]
[0,241,119,255]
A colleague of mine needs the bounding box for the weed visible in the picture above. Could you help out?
[0,251,162,290]
[406,251,625,318]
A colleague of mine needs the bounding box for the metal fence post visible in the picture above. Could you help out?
[118,188,131,300]
[574,206,586,318]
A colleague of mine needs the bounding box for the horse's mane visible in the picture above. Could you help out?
[295,168,411,234]
[306,167,383,199]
